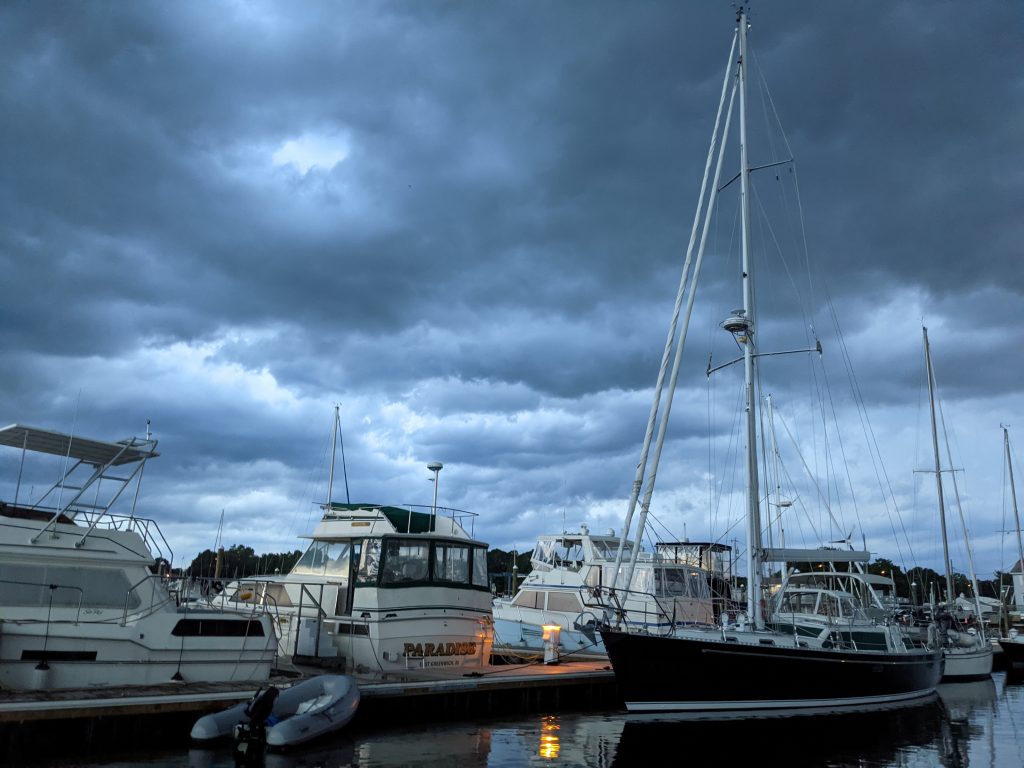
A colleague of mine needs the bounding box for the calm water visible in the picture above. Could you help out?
[41,672,1024,768]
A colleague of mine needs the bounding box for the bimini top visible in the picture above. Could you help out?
[0,424,158,466]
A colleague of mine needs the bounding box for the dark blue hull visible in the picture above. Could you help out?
[601,627,943,713]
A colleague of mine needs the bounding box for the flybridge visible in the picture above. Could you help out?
[321,501,479,538]
[0,423,166,558]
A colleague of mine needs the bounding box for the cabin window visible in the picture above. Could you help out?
[471,545,489,587]
[816,594,840,618]
[600,565,620,588]
[629,568,655,596]
[689,572,711,600]
[172,618,265,637]
[0,564,139,609]
[380,539,430,584]
[433,542,470,584]
[356,539,380,584]
[590,540,633,562]
[512,590,542,609]
[837,596,858,619]
[531,538,586,571]
[780,591,818,615]
[324,543,350,577]
[230,582,293,608]
[547,592,583,613]
[660,568,690,598]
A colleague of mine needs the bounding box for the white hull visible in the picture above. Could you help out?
[0,610,277,690]
[492,616,605,658]
[941,644,994,681]
[283,609,493,673]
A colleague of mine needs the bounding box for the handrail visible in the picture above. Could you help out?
[121,573,175,626]
[586,585,686,636]
[0,578,84,623]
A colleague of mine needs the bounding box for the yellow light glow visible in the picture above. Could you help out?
[541,624,561,641]
[538,717,561,759]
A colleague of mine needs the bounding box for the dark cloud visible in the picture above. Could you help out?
[0,1,1020,577]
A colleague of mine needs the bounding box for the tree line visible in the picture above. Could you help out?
[179,545,533,587]
[183,545,303,579]
[179,546,1008,604]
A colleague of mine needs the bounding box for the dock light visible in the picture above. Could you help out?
[541,625,561,665]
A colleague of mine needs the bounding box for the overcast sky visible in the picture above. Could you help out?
[1,1,1021,584]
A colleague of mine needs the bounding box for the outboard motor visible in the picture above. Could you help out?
[232,686,279,766]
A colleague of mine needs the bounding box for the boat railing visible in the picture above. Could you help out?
[202,577,332,657]
[0,578,85,622]
[22,506,175,567]
[587,585,702,636]
[0,572,222,629]
[121,573,182,625]
[395,504,479,538]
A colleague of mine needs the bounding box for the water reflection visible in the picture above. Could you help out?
[611,698,946,768]
[55,673,1024,768]
[538,715,560,760]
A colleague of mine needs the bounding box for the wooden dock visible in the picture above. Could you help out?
[0,658,621,759]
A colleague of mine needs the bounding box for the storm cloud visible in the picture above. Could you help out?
[0,1,1020,583]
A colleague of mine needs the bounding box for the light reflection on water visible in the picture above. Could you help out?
[59,672,1024,768]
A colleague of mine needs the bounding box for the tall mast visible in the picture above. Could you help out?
[737,7,763,627]
[327,404,339,506]
[923,327,955,602]
[1005,427,1024,583]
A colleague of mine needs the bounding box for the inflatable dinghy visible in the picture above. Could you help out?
[191,674,360,750]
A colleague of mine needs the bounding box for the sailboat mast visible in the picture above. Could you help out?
[923,327,955,602]
[737,8,763,626]
[327,404,339,507]
[1005,427,1024,583]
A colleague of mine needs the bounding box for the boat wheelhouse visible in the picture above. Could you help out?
[0,424,277,691]
[224,501,494,674]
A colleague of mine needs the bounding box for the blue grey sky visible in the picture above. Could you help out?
[0,1,1021,581]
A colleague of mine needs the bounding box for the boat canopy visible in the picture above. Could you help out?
[0,424,158,466]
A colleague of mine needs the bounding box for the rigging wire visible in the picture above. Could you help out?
[825,293,917,572]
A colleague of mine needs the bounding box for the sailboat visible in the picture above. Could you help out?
[920,327,993,680]
[997,426,1024,672]
[597,8,943,714]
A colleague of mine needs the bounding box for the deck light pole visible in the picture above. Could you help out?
[428,461,443,531]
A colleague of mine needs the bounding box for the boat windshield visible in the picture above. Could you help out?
[777,589,867,621]
[588,539,633,563]
[292,541,350,577]
[531,538,588,571]
[626,566,711,599]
